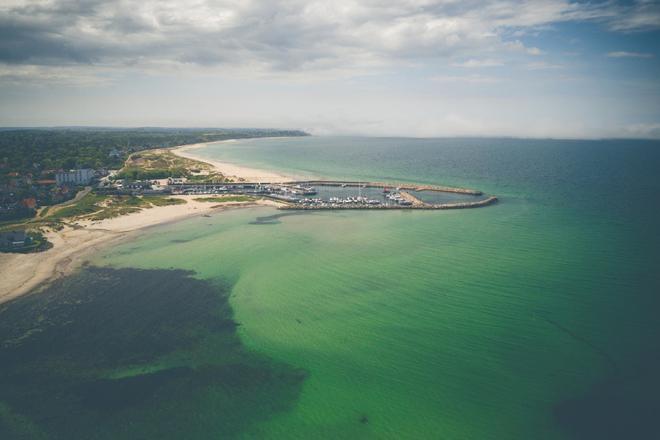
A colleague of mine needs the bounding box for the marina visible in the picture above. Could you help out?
[166,180,498,210]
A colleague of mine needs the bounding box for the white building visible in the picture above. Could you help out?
[55,169,95,186]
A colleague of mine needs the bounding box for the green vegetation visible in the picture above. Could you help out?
[0,194,187,233]
[0,266,305,438]
[116,150,224,182]
[0,231,52,254]
[0,193,187,251]
[0,128,308,176]
[193,196,256,203]
[47,193,109,220]
[147,197,187,207]
[47,193,187,222]
[0,128,306,222]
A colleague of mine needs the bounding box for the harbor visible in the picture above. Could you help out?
[165,180,498,210]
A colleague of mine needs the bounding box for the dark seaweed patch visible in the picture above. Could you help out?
[0,267,305,439]
[249,211,311,225]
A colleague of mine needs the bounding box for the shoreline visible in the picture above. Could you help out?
[1,137,496,305]
[1,136,296,306]
[0,196,281,305]
[171,139,297,182]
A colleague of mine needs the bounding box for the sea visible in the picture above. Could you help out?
[1,136,659,439]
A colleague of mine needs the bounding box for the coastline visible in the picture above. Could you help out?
[0,136,494,305]
[172,139,296,182]
[1,137,296,306]
[0,195,282,305]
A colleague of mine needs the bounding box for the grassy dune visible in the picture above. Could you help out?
[118,150,226,182]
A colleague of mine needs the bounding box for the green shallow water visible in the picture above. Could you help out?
[4,137,660,438]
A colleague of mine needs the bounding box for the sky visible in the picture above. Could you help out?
[0,0,659,138]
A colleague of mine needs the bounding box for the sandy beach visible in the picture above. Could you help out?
[172,140,295,182]
[0,138,296,305]
[0,138,293,306]
[0,195,281,305]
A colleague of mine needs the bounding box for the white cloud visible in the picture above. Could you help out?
[0,0,658,139]
[0,0,648,81]
[606,1,660,32]
[452,58,503,68]
[525,61,563,69]
[430,74,500,83]
[621,123,660,139]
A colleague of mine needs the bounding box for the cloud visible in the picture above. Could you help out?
[452,58,503,68]
[621,123,660,139]
[605,0,660,32]
[607,51,655,58]
[0,64,111,85]
[0,0,653,81]
[430,74,500,83]
[525,61,563,70]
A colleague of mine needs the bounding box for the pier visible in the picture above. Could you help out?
[279,195,498,210]
[165,179,498,211]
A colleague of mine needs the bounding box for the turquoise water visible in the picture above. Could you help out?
[2,137,659,438]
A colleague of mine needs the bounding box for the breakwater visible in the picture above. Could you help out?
[280,196,498,210]
[166,179,497,210]
[294,180,483,195]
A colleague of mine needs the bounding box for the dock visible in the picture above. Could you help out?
[279,196,498,210]
[162,179,497,211]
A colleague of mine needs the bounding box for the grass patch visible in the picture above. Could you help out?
[40,193,187,223]
[1,194,188,233]
[117,150,225,182]
[47,193,109,221]
[0,231,53,254]
[146,197,187,207]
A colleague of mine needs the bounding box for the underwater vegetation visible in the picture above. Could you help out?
[0,267,305,439]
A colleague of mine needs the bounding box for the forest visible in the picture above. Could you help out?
[0,127,308,175]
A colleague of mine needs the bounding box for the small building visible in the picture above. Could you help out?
[0,230,28,249]
[20,198,37,209]
[35,179,57,185]
[55,169,95,186]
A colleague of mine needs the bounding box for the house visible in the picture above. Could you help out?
[0,230,28,249]
[55,169,95,186]
[35,179,57,185]
[20,198,37,209]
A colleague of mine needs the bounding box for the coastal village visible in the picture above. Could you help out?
[1,143,497,254]
[0,128,306,253]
